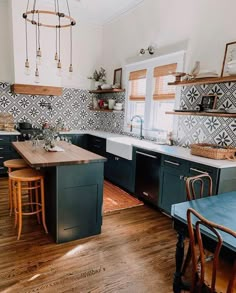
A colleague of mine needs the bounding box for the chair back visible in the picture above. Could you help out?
[187,208,236,293]
[186,174,213,201]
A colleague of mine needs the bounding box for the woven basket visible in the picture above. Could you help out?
[190,143,236,160]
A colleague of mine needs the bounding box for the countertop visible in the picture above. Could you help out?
[12,141,106,168]
[61,130,236,169]
[4,128,236,168]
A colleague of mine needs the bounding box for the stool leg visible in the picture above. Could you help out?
[40,178,48,234]
[8,167,13,216]
[28,182,34,212]
[35,181,41,224]
[13,181,18,228]
[17,181,23,240]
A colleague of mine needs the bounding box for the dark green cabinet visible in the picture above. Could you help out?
[87,135,106,156]
[0,135,20,174]
[159,156,189,214]
[60,134,87,149]
[104,153,135,193]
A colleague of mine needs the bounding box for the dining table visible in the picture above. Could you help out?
[171,191,236,293]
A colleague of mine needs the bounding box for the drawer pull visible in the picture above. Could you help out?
[164,160,180,166]
[0,139,3,141]
[0,157,4,159]
[143,192,149,197]
[95,139,102,142]
[190,168,209,175]
[93,144,101,149]
[0,147,4,150]
[136,151,157,159]
[0,167,4,170]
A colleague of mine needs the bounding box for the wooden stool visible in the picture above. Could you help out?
[3,159,28,215]
[9,168,48,240]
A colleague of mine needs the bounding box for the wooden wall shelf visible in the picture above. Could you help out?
[166,111,236,118]
[11,84,63,96]
[89,108,123,112]
[168,76,236,86]
[89,89,125,94]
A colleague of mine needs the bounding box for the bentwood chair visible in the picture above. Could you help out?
[182,174,213,276]
[186,173,213,201]
[187,208,236,293]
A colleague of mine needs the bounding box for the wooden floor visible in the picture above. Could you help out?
[103,180,143,214]
[0,177,177,293]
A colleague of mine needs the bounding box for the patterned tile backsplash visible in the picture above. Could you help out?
[177,82,236,147]
[1,80,236,147]
[0,81,125,133]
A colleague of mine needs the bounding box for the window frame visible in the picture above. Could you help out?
[124,51,185,136]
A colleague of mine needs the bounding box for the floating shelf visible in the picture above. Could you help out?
[166,111,236,118]
[89,108,123,112]
[11,84,63,96]
[89,89,125,94]
[168,76,236,86]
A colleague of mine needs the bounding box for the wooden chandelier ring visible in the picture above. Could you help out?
[24,10,76,28]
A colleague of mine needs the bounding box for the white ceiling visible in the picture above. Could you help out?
[43,0,145,25]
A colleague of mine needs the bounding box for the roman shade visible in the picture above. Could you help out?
[129,69,147,101]
[153,63,177,101]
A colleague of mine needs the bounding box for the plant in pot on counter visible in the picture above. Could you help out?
[42,125,59,151]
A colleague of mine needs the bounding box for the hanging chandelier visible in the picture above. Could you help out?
[23,0,76,83]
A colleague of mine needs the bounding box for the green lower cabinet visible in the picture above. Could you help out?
[104,153,135,193]
[159,161,188,214]
[0,135,20,175]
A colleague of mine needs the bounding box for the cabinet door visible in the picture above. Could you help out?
[159,156,188,214]
[187,162,219,196]
[87,135,106,156]
[104,153,135,193]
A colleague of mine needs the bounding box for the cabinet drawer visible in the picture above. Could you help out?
[0,144,12,153]
[0,136,11,144]
[161,155,188,170]
[87,135,106,155]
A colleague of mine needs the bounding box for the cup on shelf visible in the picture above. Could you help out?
[108,99,115,110]
[113,103,123,111]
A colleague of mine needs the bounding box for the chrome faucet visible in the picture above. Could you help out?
[130,115,144,140]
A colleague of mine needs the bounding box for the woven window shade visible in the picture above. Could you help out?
[153,63,177,101]
[129,69,147,101]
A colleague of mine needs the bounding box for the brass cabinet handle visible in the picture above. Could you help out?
[190,168,209,175]
[165,160,180,166]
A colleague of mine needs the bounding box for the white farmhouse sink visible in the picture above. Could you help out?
[106,136,155,160]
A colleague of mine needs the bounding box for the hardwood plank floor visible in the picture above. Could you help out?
[0,177,177,293]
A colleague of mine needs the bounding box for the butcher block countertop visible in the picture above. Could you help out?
[12,141,106,168]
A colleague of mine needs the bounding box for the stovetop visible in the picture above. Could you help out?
[17,128,43,141]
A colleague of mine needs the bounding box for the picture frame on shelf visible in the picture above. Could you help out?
[221,41,236,77]
[113,68,122,88]
[199,95,217,111]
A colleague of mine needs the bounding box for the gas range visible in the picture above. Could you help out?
[17,128,43,141]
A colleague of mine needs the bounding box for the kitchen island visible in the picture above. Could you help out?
[12,141,106,243]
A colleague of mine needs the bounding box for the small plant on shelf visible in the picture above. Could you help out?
[88,67,106,82]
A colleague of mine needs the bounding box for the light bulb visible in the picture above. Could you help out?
[35,67,40,83]
[68,64,73,79]
[36,49,42,66]
[57,60,62,77]
[24,59,31,76]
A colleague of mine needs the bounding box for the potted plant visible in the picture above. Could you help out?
[88,67,106,89]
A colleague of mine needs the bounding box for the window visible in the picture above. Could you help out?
[152,63,177,132]
[125,51,185,136]
[128,69,147,124]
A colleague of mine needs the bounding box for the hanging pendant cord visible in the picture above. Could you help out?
[54,0,58,57]
[35,23,38,68]
[25,20,29,61]
[37,11,40,50]
[32,0,37,21]
[66,0,73,66]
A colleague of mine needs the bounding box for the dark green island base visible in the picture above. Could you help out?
[43,163,104,243]
[12,141,106,244]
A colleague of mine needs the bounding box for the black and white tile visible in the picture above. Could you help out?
[177,82,236,147]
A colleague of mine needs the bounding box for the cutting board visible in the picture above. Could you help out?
[0,113,15,131]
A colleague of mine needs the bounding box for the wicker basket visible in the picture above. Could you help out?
[190,143,236,160]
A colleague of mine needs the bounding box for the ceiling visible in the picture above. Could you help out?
[42,0,145,25]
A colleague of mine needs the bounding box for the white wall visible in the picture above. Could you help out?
[102,0,236,84]
[9,0,103,89]
[0,0,14,82]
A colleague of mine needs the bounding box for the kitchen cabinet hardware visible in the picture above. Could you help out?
[0,157,4,159]
[0,167,4,170]
[179,175,184,180]
[0,147,4,150]
[164,160,180,166]
[136,151,158,159]
[95,139,102,142]
[93,144,101,149]
[190,168,209,175]
[142,192,149,197]
[0,139,3,141]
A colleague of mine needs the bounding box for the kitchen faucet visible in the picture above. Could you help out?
[130,115,144,140]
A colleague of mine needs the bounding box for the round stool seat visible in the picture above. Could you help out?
[4,159,28,169]
[9,168,43,182]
